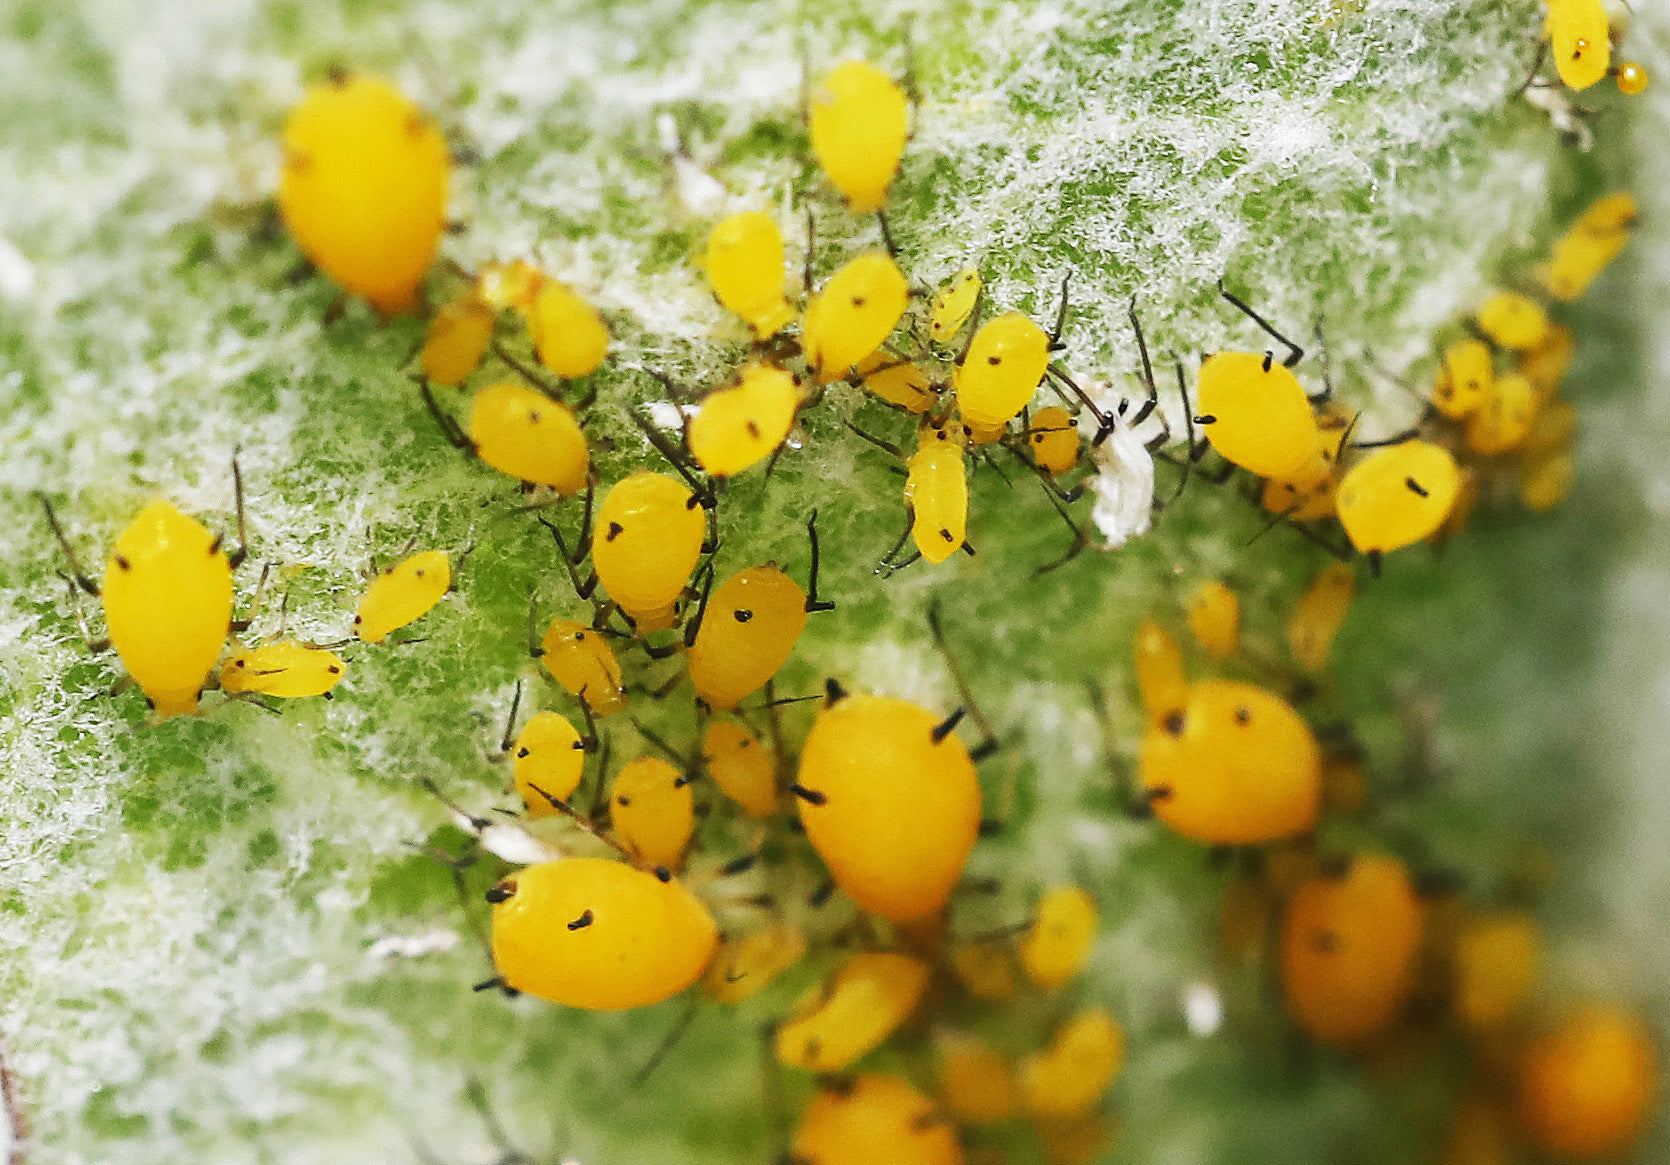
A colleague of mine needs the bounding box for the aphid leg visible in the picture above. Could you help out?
[536,515,598,601]
[37,492,100,596]
[627,405,716,512]
[1515,38,1549,96]
[497,679,526,756]
[926,602,1001,760]
[57,572,110,652]
[682,556,718,647]
[1085,679,1137,807]
[1047,272,1071,352]
[875,211,901,262]
[1046,366,1112,434]
[874,504,917,575]
[417,378,477,453]
[631,992,703,1088]
[802,205,817,297]
[954,284,986,368]
[633,719,691,771]
[803,511,836,613]
[763,678,791,782]
[230,561,273,634]
[575,698,601,753]
[1034,510,1094,576]
[1309,315,1334,404]
[1218,279,1304,367]
[463,1076,535,1165]
[1350,426,1422,450]
[491,338,565,400]
[1120,299,1162,431]
[224,451,250,568]
[525,781,639,864]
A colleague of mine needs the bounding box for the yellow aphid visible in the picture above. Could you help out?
[1434,339,1494,420]
[530,281,609,379]
[1260,407,1351,523]
[1027,406,1081,476]
[1195,352,1323,480]
[1615,60,1649,96]
[1336,441,1463,557]
[1521,451,1576,512]
[538,619,627,716]
[803,252,910,385]
[856,350,938,414]
[610,756,695,870]
[1287,564,1355,671]
[1518,1005,1658,1159]
[687,365,800,477]
[792,1074,963,1165]
[955,313,1050,430]
[962,419,1006,447]
[1019,885,1098,989]
[1018,1008,1125,1120]
[1187,580,1239,660]
[489,858,717,1010]
[687,565,809,712]
[355,550,450,644]
[704,924,807,1004]
[1476,291,1550,350]
[951,941,1020,1002]
[89,501,235,720]
[936,1032,1018,1125]
[1279,854,1424,1045]
[775,951,930,1072]
[1519,323,1575,402]
[701,212,796,339]
[475,259,544,312]
[1139,680,1321,845]
[467,381,589,493]
[1540,193,1637,302]
[421,294,495,386]
[794,693,982,923]
[1465,372,1538,456]
[701,720,778,818]
[930,267,982,344]
[278,73,448,315]
[1546,0,1611,91]
[807,61,910,214]
[1520,399,1575,462]
[512,710,586,817]
[1453,911,1539,1030]
[592,471,707,627]
[1133,619,1187,728]
[219,641,346,699]
[906,425,970,565]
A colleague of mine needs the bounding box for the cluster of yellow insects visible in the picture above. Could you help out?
[34,6,1660,1162]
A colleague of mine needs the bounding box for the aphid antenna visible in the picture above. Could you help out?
[954,283,986,367]
[230,560,274,635]
[633,718,696,773]
[1083,678,1137,808]
[1033,503,1094,577]
[1118,298,1162,435]
[873,501,918,576]
[54,572,109,652]
[843,419,907,461]
[1310,314,1335,404]
[1044,364,1112,432]
[1217,279,1304,368]
[875,210,901,263]
[525,781,639,864]
[226,449,250,569]
[925,601,1001,757]
[631,992,703,1088]
[1048,272,1072,351]
[1514,39,1550,96]
[490,338,566,401]
[38,492,100,596]
[627,403,718,511]
[1350,426,1422,450]
[802,205,817,297]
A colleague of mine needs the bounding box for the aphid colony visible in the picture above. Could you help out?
[35,36,1657,1164]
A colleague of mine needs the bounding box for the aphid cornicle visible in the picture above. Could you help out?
[75,500,237,720]
[686,566,810,711]
[955,312,1051,430]
[537,619,627,715]
[1335,440,1463,556]
[1518,1005,1659,1159]
[1278,854,1424,1045]
[511,710,586,817]
[530,280,609,379]
[701,211,796,339]
[687,365,799,478]
[355,549,451,643]
[488,857,718,1011]
[807,60,910,214]
[792,1074,963,1165]
[701,720,778,817]
[774,951,931,1072]
[219,641,347,699]
[609,755,695,870]
[793,693,982,922]
[1138,679,1321,845]
[278,73,449,315]
[592,471,708,630]
[802,252,910,385]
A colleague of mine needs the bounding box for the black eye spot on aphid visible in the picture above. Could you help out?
[486,879,518,903]
[851,296,866,308]
[606,522,624,541]
[987,355,1001,366]
[1312,929,1339,955]
[327,665,341,674]
[616,794,632,807]
[414,568,425,577]
[516,747,530,758]
[115,555,132,571]
[1405,477,1430,498]
[1234,706,1251,726]
[353,614,363,624]
[746,420,761,439]
[1163,710,1185,736]
[733,609,753,623]
[529,409,542,424]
